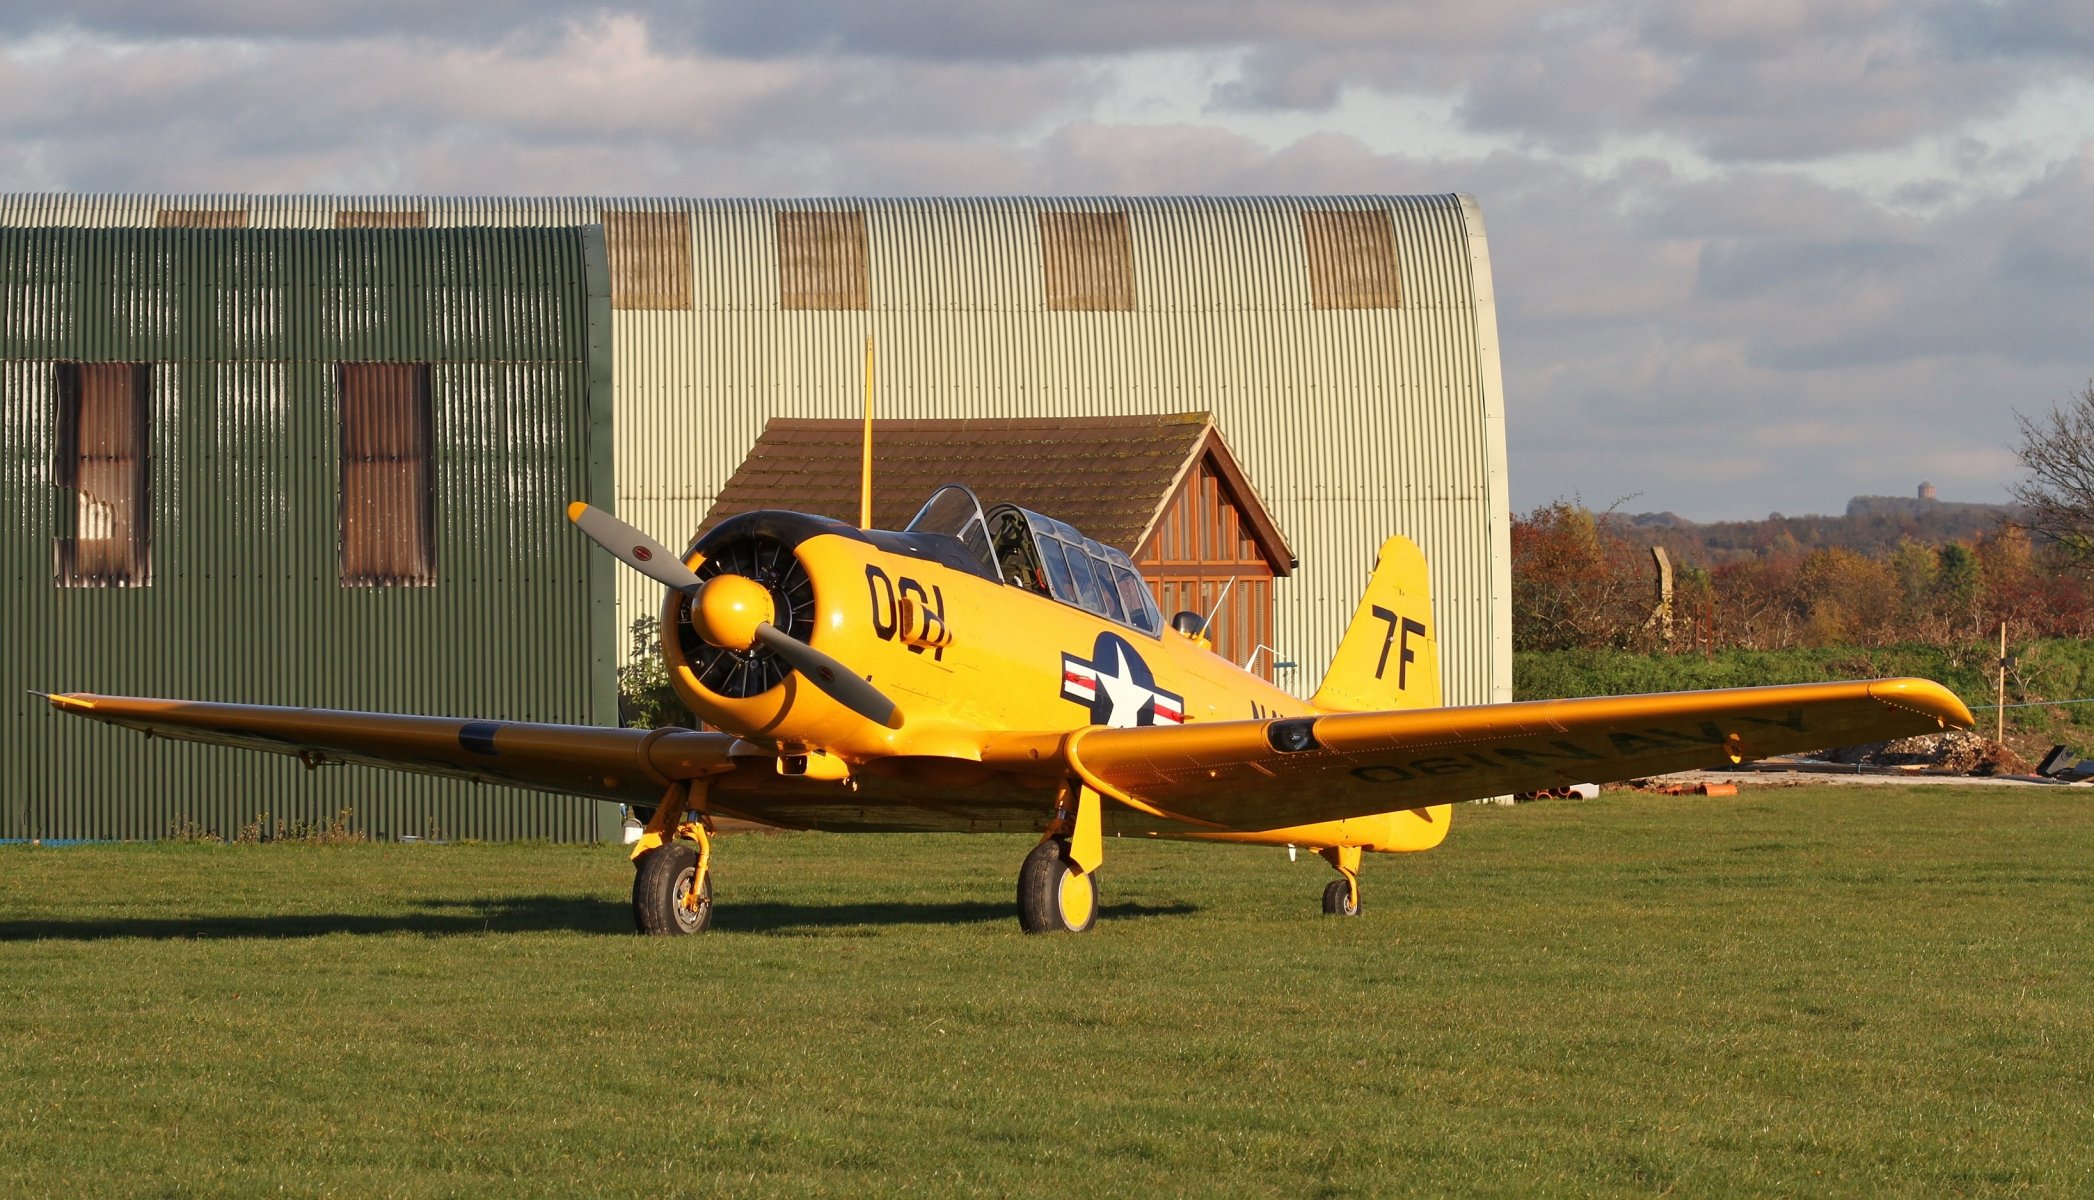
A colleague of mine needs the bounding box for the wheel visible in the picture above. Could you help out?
[1016,837,1099,934]
[1322,877,1359,917]
[633,842,713,934]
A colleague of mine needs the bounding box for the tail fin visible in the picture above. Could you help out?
[1311,536,1440,713]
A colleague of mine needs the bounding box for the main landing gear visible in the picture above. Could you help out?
[1318,844,1362,917]
[630,781,716,935]
[1017,781,1107,933]
[1017,836,1098,933]
[634,839,713,933]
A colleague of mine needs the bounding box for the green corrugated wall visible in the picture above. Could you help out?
[0,227,620,841]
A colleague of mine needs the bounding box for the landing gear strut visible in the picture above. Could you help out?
[1319,844,1361,917]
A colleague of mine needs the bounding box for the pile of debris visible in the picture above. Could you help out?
[1810,729,2028,776]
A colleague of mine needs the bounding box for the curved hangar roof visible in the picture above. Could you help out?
[0,194,1508,706]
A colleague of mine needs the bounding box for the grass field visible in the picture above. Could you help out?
[3,786,2090,1197]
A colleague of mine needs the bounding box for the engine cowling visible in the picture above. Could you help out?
[670,521,817,701]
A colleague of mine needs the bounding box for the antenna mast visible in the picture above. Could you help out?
[860,336,875,529]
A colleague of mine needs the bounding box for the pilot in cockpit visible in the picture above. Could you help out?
[992,511,1050,595]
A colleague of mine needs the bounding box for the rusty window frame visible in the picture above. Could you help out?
[776,211,870,310]
[338,362,437,587]
[53,362,153,588]
[1040,211,1136,311]
[1302,210,1401,309]
[603,210,694,311]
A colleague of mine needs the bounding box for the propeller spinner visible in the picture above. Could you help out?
[566,502,904,730]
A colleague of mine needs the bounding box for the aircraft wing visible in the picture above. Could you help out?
[42,693,738,806]
[986,678,1974,832]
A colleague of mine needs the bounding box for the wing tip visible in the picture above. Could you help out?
[1868,677,1976,729]
[38,691,98,714]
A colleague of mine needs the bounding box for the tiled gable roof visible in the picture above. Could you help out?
[702,413,1292,572]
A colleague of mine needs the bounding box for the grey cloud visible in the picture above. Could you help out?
[1695,238,1936,302]
[1652,31,2016,161]
[6,1,2078,167]
[0,21,1099,190]
[0,1,596,41]
[683,0,1554,64]
[1932,0,2094,58]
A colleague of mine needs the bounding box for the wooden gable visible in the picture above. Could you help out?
[1135,428,1294,679]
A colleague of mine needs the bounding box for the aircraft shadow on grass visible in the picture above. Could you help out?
[0,896,1199,941]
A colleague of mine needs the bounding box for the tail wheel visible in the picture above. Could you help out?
[1321,878,1360,917]
[634,841,713,935]
[1017,836,1098,934]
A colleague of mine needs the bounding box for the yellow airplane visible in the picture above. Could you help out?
[46,484,1973,934]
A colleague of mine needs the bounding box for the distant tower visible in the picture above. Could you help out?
[1918,481,1937,502]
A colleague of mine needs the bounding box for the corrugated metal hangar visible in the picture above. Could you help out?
[1,194,1509,841]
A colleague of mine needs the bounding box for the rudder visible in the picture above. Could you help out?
[1311,536,1440,713]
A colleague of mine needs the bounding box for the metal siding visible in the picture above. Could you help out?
[2,193,1507,716]
[1,226,617,841]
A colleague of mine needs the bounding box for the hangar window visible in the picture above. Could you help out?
[777,210,870,310]
[155,208,248,228]
[1303,210,1401,309]
[1040,211,1135,311]
[604,210,694,311]
[53,362,152,588]
[339,363,436,587]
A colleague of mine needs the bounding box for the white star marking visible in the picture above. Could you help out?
[1095,652,1153,728]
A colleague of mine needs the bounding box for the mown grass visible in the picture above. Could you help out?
[2,788,2090,1197]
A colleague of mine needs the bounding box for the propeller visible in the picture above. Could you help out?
[566,501,703,595]
[752,624,903,729]
[566,501,904,730]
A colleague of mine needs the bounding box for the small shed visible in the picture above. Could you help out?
[702,414,1298,678]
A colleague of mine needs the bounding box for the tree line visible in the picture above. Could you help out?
[1517,383,2094,655]
[1512,501,2094,653]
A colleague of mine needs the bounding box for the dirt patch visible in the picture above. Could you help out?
[1815,729,2029,775]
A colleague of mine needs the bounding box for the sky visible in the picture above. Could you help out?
[3,1,2090,521]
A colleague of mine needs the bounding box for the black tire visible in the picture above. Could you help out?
[1016,837,1099,934]
[633,842,713,935]
[1322,877,1360,917]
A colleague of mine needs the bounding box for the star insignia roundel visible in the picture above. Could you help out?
[1060,632,1185,728]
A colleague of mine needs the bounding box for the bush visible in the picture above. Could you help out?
[1515,640,2094,751]
[616,616,697,729]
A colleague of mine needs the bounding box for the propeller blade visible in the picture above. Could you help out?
[566,501,702,595]
[752,623,905,730]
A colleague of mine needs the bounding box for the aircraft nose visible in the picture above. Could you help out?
[693,574,776,651]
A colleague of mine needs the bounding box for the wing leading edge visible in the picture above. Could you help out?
[43,693,737,805]
[48,678,1976,837]
[990,678,1973,832]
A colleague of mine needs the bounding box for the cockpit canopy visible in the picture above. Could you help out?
[905,484,1163,636]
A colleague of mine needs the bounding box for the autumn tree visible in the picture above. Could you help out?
[2011,382,2094,563]
[1510,502,1660,651]
[1795,548,1901,645]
